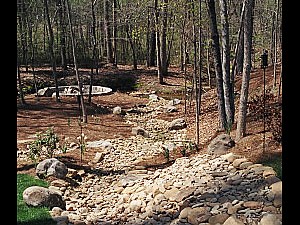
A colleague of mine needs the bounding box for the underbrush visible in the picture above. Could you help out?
[247,89,282,180]
[247,89,282,143]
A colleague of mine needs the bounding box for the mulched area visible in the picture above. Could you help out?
[17,64,282,177]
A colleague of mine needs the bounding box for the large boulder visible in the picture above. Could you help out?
[23,186,66,209]
[36,158,68,179]
[207,133,235,155]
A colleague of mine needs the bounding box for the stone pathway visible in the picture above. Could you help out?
[19,95,283,225]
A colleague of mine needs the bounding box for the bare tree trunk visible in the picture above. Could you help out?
[206,38,212,88]
[236,31,244,74]
[79,24,88,63]
[149,30,156,67]
[104,0,114,64]
[146,6,150,67]
[28,17,39,98]
[147,6,156,67]
[229,0,246,128]
[125,24,138,70]
[18,0,29,72]
[230,0,246,79]
[97,18,103,61]
[228,0,246,76]
[197,0,203,146]
[44,0,60,102]
[191,0,199,146]
[180,10,188,72]
[273,0,280,87]
[235,0,255,141]
[219,0,234,129]
[155,0,163,84]
[17,61,26,105]
[180,37,184,72]
[184,41,188,115]
[160,0,168,81]
[206,0,227,130]
[88,0,98,105]
[66,0,87,123]
[91,0,98,75]
[113,0,118,65]
[57,0,68,71]
[166,13,175,68]
[277,62,282,99]
[121,31,127,64]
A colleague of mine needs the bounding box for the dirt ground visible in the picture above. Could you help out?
[17,64,282,177]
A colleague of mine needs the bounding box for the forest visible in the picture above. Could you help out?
[17,0,282,139]
[17,0,282,224]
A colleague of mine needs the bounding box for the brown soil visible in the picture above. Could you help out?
[17,64,282,177]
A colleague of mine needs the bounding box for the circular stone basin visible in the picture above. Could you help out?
[37,85,112,97]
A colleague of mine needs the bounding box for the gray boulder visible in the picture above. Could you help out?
[23,186,66,209]
[36,158,68,179]
[258,213,282,225]
[207,133,235,155]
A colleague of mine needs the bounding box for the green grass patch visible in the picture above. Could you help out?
[17,174,56,225]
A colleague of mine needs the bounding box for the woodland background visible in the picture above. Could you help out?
[17,0,282,150]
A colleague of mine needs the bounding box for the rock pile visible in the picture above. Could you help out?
[19,94,282,225]
[49,152,282,225]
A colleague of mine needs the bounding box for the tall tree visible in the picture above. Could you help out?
[235,0,255,141]
[90,0,98,75]
[179,9,188,72]
[197,0,203,145]
[125,22,138,70]
[104,0,114,63]
[27,10,40,98]
[17,60,26,105]
[206,0,227,130]
[154,0,163,83]
[112,0,118,65]
[219,0,234,128]
[44,0,60,102]
[17,0,29,72]
[190,0,200,145]
[57,0,68,71]
[66,0,88,123]
[230,0,246,78]
[155,0,168,84]
[159,0,169,84]
[88,0,98,104]
[272,0,281,87]
[147,5,156,67]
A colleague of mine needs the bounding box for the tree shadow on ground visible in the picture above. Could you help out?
[17,163,35,172]
[58,155,126,177]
